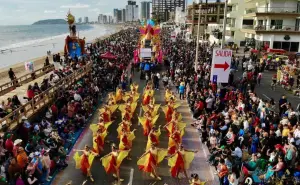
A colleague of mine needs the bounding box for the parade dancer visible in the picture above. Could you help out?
[100,144,130,184]
[119,128,136,160]
[167,144,197,180]
[73,145,97,182]
[146,126,161,151]
[137,144,168,180]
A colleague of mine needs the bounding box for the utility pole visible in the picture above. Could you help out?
[191,2,195,35]
[195,3,202,72]
[221,0,228,49]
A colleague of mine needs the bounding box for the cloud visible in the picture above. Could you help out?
[88,8,100,12]
[60,3,90,9]
[97,1,108,6]
[44,10,56,14]
[15,9,26,12]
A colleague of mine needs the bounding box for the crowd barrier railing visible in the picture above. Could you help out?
[0,64,55,96]
[0,63,93,131]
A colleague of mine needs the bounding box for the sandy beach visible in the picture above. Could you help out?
[0,24,122,84]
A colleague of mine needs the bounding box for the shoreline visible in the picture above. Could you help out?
[0,24,123,83]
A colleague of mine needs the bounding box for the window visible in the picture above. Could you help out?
[282,42,290,51]
[270,20,283,29]
[273,41,281,49]
[272,41,300,52]
[291,42,299,52]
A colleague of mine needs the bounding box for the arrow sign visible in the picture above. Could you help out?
[214,61,229,71]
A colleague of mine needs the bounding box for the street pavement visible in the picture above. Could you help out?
[52,66,218,185]
[232,53,300,110]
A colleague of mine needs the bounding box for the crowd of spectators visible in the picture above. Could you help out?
[0,28,137,185]
[161,28,300,185]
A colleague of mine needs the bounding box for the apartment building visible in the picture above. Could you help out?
[152,0,186,22]
[186,2,226,37]
[240,0,300,52]
[225,0,246,46]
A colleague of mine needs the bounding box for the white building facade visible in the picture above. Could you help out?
[225,0,246,46]
[241,0,300,52]
[175,7,186,25]
[126,1,139,22]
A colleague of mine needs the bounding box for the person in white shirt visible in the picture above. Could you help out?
[228,172,238,185]
[231,146,242,158]
[205,96,214,112]
[74,92,82,102]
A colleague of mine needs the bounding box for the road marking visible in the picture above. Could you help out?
[128,168,134,185]
[262,94,271,100]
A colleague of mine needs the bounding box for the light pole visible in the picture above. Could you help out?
[194,3,202,72]
[221,0,228,49]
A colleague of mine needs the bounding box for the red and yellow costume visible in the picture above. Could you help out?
[162,101,181,122]
[119,102,138,121]
[92,130,107,154]
[142,103,160,117]
[115,87,123,103]
[168,149,195,177]
[168,129,185,155]
[108,93,117,105]
[190,179,206,185]
[73,151,96,175]
[137,148,167,173]
[138,113,159,136]
[99,104,118,123]
[130,83,139,92]
[117,120,131,138]
[165,120,186,136]
[101,150,129,174]
[143,85,154,105]
[119,130,136,150]
[146,128,161,151]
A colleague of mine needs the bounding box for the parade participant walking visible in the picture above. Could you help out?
[137,144,167,180]
[73,145,97,182]
[167,144,197,180]
[100,144,129,184]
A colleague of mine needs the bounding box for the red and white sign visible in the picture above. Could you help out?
[210,48,232,83]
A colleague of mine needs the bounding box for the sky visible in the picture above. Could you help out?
[0,0,194,25]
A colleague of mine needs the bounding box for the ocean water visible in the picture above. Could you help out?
[0,24,117,69]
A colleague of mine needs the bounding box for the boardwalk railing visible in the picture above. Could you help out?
[0,64,55,96]
[0,63,93,131]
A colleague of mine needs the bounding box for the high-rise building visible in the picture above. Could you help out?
[108,16,113,23]
[113,9,118,23]
[84,17,89,23]
[126,1,139,22]
[117,10,122,22]
[141,1,151,20]
[103,15,108,24]
[122,9,126,22]
[98,14,103,24]
[152,0,185,22]
[78,17,82,23]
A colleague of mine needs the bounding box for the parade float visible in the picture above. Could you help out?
[64,10,86,58]
[134,20,163,64]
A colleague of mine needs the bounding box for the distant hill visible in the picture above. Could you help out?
[32,19,66,25]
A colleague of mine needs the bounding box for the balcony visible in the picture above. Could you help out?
[241,24,300,34]
[244,7,300,17]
